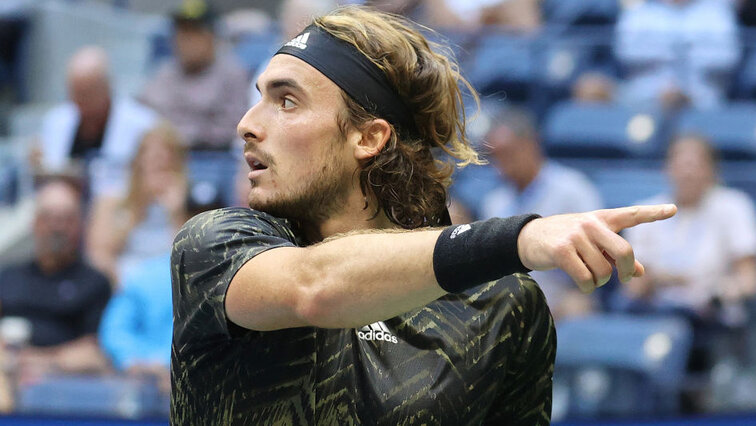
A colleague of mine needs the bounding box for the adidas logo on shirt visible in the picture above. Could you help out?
[356,321,398,344]
[285,32,310,50]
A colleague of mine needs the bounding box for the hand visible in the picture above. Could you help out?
[517,204,677,293]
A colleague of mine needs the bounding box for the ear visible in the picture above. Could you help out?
[353,119,391,161]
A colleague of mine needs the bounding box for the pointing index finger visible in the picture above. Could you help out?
[599,204,677,233]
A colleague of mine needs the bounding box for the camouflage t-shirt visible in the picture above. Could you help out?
[170,207,556,425]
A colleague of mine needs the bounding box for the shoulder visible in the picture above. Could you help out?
[546,162,593,188]
[0,261,31,281]
[42,102,76,124]
[708,186,755,214]
[114,97,158,123]
[174,207,297,253]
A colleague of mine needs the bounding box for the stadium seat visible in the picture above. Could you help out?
[674,103,756,160]
[17,375,168,419]
[542,0,620,26]
[542,101,665,158]
[554,314,693,419]
[588,165,669,208]
[233,30,280,76]
[187,151,239,207]
[465,32,537,100]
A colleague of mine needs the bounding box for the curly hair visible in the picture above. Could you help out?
[314,6,482,229]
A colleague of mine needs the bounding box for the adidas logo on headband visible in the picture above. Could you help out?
[285,32,310,50]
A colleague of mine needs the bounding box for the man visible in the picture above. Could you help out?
[171,7,675,424]
[479,107,603,321]
[614,0,739,109]
[39,46,157,195]
[621,134,756,412]
[624,134,756,321]
[139,0,248,151]
[0,179,112,383]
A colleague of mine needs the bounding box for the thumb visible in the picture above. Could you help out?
[632,260,645,279]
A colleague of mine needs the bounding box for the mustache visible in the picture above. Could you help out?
[243,143,276,168]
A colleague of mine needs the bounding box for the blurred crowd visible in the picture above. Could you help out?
[1,0,756,421]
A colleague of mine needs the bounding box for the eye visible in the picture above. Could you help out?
[282,97,296,109]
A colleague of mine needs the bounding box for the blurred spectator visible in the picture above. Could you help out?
[621,134,756,412]
[365,0,541,31]
[38,46,157,196]
[623,134,756,323]
[478,107,603,320]
[571,71,616,103]
[86,123,188,286]
[737,0,756,26]
[99,253,172,398]
[139,0,248,151]
[0,178,112,386]
[614,0,740,110]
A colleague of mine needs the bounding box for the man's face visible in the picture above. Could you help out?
[666,138,715,204]
[68,74,110,121]
[33,185,82,260]
[237,54,357,222]
[487,124,532,183]
[174,24,215,73]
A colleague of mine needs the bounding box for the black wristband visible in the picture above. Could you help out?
[432,214,541,293]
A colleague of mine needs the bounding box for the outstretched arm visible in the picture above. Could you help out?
[225,204,676,331]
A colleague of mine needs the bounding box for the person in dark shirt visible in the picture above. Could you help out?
[171,6,676,425]
[0,178,111,381]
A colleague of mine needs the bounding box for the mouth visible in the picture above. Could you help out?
[244,152,269,176]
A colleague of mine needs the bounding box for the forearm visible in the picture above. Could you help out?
[227,216,534,331]
[228,229,446,330]
[53,335,111,374]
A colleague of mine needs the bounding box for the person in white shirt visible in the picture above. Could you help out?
[623,134,756,322]
[614,0,740,109]
[39,46,157,196]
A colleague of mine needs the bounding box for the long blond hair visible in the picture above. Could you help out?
[315,6,482,228]
[123,122,187,221]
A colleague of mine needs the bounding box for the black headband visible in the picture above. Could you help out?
[275,25,417,136]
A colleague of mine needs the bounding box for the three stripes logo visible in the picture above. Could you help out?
[356,321,398,344]
[285,32,310,50]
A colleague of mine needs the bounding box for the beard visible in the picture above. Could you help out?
[248,147,353,225]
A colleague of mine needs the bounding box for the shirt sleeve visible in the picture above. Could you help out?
[722,190,756,260]
[171,207,298,346]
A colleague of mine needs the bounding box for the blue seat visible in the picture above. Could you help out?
[542,0,620,26]
[233,31,280,76]
[589,166,669,208]
[674,104,756,160]
[188,151,239,207]
[17,375,168,419]
[542,102,665,158]
[554,314,692,419]
[465,32,537,100]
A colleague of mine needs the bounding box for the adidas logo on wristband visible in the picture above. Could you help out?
[449,224,471,239]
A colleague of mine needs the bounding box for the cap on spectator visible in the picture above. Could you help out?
[172,0,216,30]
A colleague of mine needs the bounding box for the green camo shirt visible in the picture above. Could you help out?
[170,207,555,425]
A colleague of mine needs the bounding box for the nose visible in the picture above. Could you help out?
[237,103,265,144]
